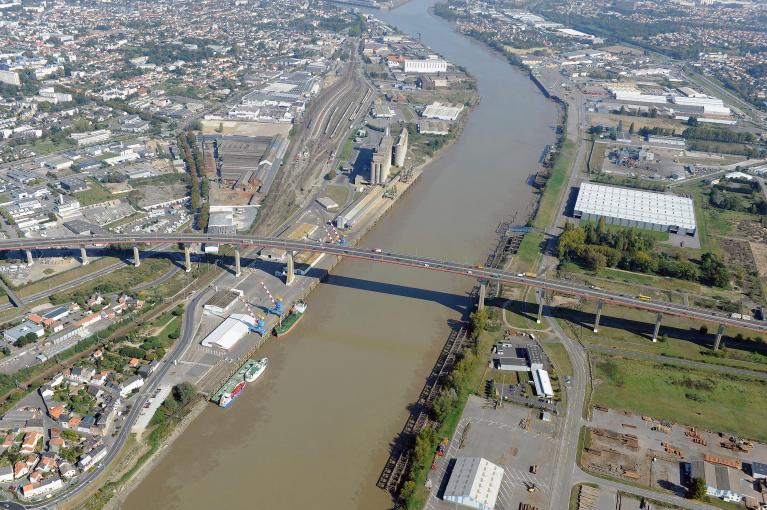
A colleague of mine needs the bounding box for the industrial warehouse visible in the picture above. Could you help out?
[200,314,256,351]
[573,182,697,235]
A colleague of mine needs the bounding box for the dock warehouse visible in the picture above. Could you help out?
[442,457,504,510]
[203,289,244,315]
[573,182,696,236]
[200,314,255,350]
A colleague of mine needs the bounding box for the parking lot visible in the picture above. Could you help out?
[426,395,558,510]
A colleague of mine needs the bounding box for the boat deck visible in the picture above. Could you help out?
[211,358,259,403]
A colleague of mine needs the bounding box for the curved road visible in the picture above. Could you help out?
[0,233,763,335]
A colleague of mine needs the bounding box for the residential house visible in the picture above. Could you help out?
[20,432,41,455]
[58,462,76,480]
[13,461,29,479]
[48,437,65,453]
[0,465,13,483]
[119,375,144,398]
[21,477,63,499]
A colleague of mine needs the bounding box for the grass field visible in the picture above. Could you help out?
[17,256,122,298]
[47,258,172,304]
[542,342,573,376]
[560,302,767,372]
[321,185,351,210]
[74,178,114,206]
[592,354,767,441]
[534,140,575,230]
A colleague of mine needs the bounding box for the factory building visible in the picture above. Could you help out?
[690,460,743,503]
[393,128,409,167]
[334,187,384,230]
[573,182,696,236]
[403,58,447,74]
[201,314,256,351]
[532,369,554,398]
[492,343,545,371]
[370,133,393,185]
[422,102,463,121]
[443,457,504,510]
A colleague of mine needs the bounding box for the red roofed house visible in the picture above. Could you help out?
[20,432,41,455]
[14,461,29,479]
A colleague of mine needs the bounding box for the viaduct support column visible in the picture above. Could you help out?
[478,282,486,312]
[133,246,140,268]
[536,289,544,324]
[713,323,726,351]
[80,247,88,266]
[184,245,191,273]
[593,300,603,333]
[286,253,295,286]
[234,249,241,277]
[25,250,33,266]
[652,312,663,342]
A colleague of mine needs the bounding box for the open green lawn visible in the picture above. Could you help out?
[592,354,767,441]
[513,231,544,273]
[27,139,75,156]
[74,179,114,206]
[542,342,573,376]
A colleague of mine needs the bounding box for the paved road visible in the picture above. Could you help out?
[0,233,763,335]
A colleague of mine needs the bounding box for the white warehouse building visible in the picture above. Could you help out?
[201,314,256,351]
[573,183,696,236]
[443,457,505,510]
[403,58,447,74]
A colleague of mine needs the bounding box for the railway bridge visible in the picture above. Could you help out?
[0,233,760,348]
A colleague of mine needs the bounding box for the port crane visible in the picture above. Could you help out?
[259,281,284,317]
[237,294,266,336]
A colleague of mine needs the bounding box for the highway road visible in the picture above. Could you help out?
[0,233,764,335]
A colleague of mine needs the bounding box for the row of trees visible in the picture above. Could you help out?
[176,132,209,231]
[557,220,730,287]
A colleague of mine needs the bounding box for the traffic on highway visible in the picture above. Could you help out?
[0,233,762,335]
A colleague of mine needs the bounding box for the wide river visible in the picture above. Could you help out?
[123,1,557,508]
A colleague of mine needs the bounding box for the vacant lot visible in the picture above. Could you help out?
[74,179,114,206]
[592,355,767,441]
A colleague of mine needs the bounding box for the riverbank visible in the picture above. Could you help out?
[121,0,558,506]
[89,54,479,510]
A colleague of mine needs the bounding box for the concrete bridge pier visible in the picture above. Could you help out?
[80,247,88,266]
[25,250,33,266]
[713,323,726,351]
[234,249,241,277]
[593,300,603,333]
[478,282,486,312]
[536,289,544,324]
[133,246,140,268]
[286,253,295,285]
[184,245,191,273]
[652,312,663,342]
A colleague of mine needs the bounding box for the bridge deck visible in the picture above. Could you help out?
[0,233,763,335]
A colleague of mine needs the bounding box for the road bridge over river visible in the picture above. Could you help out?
[0,233,760,344]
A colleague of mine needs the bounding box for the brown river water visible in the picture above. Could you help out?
[123,0,557,508]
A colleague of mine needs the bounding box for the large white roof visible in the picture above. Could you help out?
[443,457,504,510]
[574,182,696,231]
[201,313,254,351]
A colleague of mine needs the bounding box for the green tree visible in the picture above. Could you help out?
[469,309,488,336]
[700,252,730,288]
[688,477,707,499]
[172,382,197,406]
